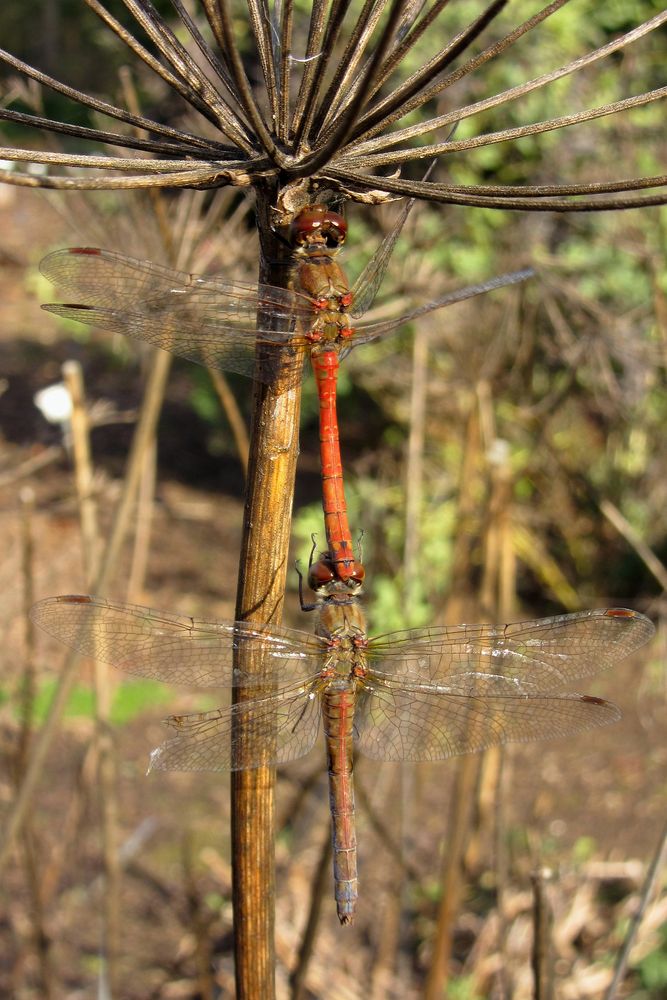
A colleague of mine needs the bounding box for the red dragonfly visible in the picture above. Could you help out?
[40,203,531,581]
[31,562,653,925]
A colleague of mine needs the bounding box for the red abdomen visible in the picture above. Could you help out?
[322,687,358,924]
[311,351,355,581]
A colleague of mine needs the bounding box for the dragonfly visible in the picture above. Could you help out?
[40,202,532,582]
[31,560,653,925]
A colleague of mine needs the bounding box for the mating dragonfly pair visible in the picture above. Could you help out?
[33,200,654,924]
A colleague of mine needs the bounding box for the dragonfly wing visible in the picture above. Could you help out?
[41,248,312,384]
[40,248,311,315]
[150,687,322,771]
[354,682,621,762]
[31,595,324,689]
[349,162,436,317]
[349,268,533,348]
[349,194,419,317]
[366,609,654,693]
[42,302,309,386]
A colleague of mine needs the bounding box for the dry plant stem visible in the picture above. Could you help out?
[426,399,490,998]
[18,490,55,998]
[39,746,98,905]
[476,442,515,836]
[231,188,302,1000]
[531,869,555,1000]
[403,322,427,603]
[62,362,100,580]
[424,752,482,1000]
[0,349,172,874]
[0,445,63,487]
[599,498,667,593]
[370,881,402,1000]
[209,368,250,476]
[355,776,421,883]
[490,749,510,1000]
[126,438,157,598]
[1,4,666,209]
[63,359,120,995]
[290,828,332,1000]
[17,489,37,774]
[465,437,515,996]
[492,456,516,1000]
[604,818,667,1000]
[441,402,484,620]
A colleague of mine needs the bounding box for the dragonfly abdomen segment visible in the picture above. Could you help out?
[323,687,358,925]
[312,351,356,581]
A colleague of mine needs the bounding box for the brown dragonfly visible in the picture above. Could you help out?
[31,559,653,924]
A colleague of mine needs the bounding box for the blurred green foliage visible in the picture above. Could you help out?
[28,676,180,725]
[447,976,484,1000]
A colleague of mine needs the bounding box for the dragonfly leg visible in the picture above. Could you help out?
[295,559,318,613]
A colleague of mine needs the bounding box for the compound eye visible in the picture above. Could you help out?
[320,212,347,248]
[289,206,327,247]
[350,562,365,584]
[308,557,335,589]
[289,207,347,249]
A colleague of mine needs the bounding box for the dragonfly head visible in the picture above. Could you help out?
[289,205,347,255]
[308,554,364,598]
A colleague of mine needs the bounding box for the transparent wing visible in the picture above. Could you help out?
[31,595,325,689]
[40,248,314,384]
[150,687,322,771]
[354,682,621,762]
[366,609,654,693]
[346,268,533,351]
[349,194,420,317]
[350,162,436,317]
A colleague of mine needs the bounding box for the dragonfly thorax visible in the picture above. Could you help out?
[316,597,367,653]
[297,258,354,327]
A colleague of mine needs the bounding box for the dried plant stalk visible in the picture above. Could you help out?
[424,752,481,1000]
[62,360,120,995]
[290,829,332,1000]
[17,489,56,998]
[230,189,303,999]
[532,868,555,1000]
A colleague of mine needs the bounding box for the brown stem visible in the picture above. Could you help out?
[17,489,56,998]
[126,438,157,599]
[424,753,481,999]
[231,185,303,1000]
[63,360,121,995]
[531,868,555,1000]
[403,323,427,604]
[209,368,250,477]
[604,819,667,1000]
